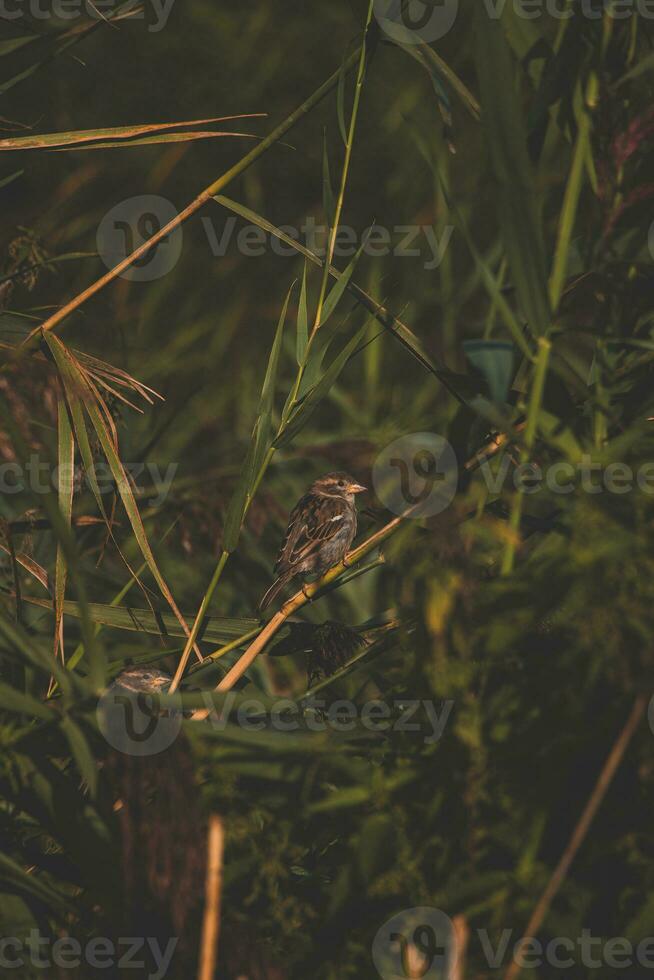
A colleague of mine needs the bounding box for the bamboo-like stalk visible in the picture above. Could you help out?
[197,815,225,980]
[503,694,647,980]
[12,45,363,359]
[450,915,469,980]
[170,21,376,695]
[187,423,528,710]
[169,550,229,692]
[186,510,413,717]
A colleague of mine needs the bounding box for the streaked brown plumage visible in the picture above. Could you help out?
[259,472,366,611]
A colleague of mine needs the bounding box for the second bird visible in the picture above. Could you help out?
[259,471,366,611]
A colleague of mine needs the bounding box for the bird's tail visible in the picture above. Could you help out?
[258,573,291,613]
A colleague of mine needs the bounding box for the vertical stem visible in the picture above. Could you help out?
[197,815,225,980]
[548,73,598,312]
[309,0,375,340]
[189,510,410,710]
[167,34,375,692]
[450,916,470,980]
[501,337,551,575]
[169,550,229,692]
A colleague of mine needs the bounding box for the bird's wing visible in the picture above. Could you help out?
[274,493,349,574]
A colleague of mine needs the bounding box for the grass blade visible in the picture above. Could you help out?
[22,596,257,643]
[223,282,294,553]
[43,333,200,662]
[475,7,551,337]
[53,397,75,664]
[0,114,264,151]
[213,195,472,405]
[296,261,309,365]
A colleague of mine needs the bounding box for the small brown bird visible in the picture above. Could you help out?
[259,471,366,611]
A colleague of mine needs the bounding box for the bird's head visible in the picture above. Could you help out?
[311,471,367,500]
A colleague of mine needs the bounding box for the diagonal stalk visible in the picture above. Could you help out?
[170,16,377,694]
[503,695,647,980]
[189,506,417,716]
[13,44,364,359]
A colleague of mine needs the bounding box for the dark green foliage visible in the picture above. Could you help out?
[1,2,654,977]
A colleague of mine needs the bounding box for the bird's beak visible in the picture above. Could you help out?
[348,482,367,494]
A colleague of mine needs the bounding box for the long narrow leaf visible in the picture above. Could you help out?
[475,8,551,337]
[213,195,473,405]
[43,333,200,661]
[296,261,309,365]
[22,595,258,643]
[52,131,260,152]
[275,317,371,448]
[223,283,294,552]
[0,545,50,594]
[60,717,97,797]
[54,398,74,664]
[0,114,264,151]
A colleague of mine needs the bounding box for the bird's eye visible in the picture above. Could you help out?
[338,479,345,487]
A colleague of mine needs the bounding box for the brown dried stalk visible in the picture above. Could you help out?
[189,508,413,720]
[197,815,225,980]
[504,694,647,980]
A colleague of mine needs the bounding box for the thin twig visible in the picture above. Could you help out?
[197,815,225,980]
[503,694,647,980]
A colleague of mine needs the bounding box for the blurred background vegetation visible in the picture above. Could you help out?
[1,0,654,977]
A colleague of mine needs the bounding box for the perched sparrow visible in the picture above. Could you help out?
[259,471,366,611]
